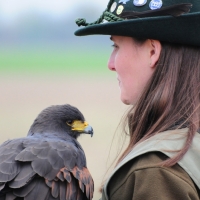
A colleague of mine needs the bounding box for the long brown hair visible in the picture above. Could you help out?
[117,41,200,167]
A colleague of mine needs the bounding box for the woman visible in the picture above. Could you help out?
[75,0,200,199]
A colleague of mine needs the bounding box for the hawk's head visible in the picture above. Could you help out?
[28,104,93,139]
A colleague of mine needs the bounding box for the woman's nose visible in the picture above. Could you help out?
[108,54,116,71]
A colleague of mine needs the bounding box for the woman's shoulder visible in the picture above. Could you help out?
[127,152,194,182]
[109,151,194,186]
[107,152,199,200]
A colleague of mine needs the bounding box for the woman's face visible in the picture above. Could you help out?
[108,36,157,105]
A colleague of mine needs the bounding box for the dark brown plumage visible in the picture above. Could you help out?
[0,104,94,200]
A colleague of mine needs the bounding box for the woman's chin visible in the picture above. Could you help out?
[120,96,131,105]
[120,93,138,105]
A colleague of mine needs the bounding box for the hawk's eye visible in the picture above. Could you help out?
[66,120,73,125]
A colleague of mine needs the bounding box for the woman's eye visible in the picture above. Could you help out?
[111,44,118,48]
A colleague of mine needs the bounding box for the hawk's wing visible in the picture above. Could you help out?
[0,136,94,200]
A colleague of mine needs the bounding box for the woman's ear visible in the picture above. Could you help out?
[149,39,161,68]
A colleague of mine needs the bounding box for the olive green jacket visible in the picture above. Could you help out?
[101,129,200,200]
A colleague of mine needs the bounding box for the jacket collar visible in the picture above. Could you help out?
[103,128,200,199]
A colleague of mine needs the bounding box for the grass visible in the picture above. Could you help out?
[0,47,110,75]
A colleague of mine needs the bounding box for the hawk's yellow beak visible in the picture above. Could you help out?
[67,120,93,137]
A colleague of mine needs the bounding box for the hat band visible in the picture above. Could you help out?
[76,3,192,27]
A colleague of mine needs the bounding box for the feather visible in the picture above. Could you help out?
[31,159,52,177]
[85,184,90,200]
[44,191,59,200]
[71,167,94,200]
[0,183,5,191]
[15,149,37,162]
[51,181,59,198]
[56,171,64,182]
[66,178,77,200]
[9,164,36,188]
[59,181,66,200]
[0,154,17,164]
[76,187,84,200]
[45,179,52,188]
[61,168,72,183]
[47,149,64,170]
[13,178,37,197]
[31,147,49,158]
[0,160,19,175]
[44,169,58,181]
[120,3,192,19]
[78,180,84,193]
[23,179,49,200]
[5,193,16,200]
[28,141,49,149]
[0,173,15,184]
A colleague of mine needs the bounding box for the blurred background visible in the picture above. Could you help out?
[0,0,129,199]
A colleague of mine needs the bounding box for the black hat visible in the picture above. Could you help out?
[74,0,200,46]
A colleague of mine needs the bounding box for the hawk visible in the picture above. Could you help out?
[0,104,94,200]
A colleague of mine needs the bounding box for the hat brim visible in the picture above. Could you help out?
[75,12,200,46]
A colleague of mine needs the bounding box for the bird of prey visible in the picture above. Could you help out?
[0,104,94,200]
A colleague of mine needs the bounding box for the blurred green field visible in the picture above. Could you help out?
[0,48,110,74]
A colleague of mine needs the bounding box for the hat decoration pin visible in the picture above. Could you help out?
[120,3,192,19]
